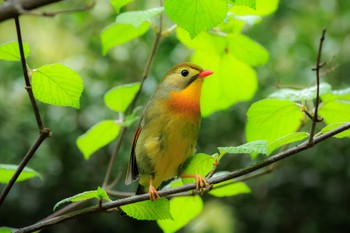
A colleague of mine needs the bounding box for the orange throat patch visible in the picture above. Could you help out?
[168,79,203,116]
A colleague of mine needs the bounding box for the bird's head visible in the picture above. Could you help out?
[158,62,213,115]
[160,62,213,92]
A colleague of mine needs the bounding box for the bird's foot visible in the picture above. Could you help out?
[181,174,211,194]
[149,183,160,201]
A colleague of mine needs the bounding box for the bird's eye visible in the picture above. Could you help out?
[181,69,189,77]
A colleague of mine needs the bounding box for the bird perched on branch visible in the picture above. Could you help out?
[125,62,213,201]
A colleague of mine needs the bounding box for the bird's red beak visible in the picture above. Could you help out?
[198,70,214,79]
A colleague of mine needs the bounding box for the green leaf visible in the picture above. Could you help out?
[209,172,251,197]
[319,100,350,124]
[176,28,259,116]
[246,99,304,143]
[268,132,309,154]
[0,41,30,61]
[158,196,203,233]
[162,178,184,190]
[200,52,258,116]
[104,82,141,113]
[110,0,133,13]
[230,0,279,16]
[0,164,42,184]
[182,153,215,185]
[101,22,149,55]
[164,0,228,38]
[101,8,163,54]
[217,13,247,34]
[218,140,268,155]
[319,122,350,139]
[210,181,251,197]
[121,198,172,220]
[116,7,164,27]
[0,227,17,233]
[124,113,140,127]
[54,187,110,211]
[321,87,350,102]
[269,83,332,102]
[31,64,83,109]
[176,27,226,53]
[228,34,269,66]
[230,0,256,9]
[76,120,121,159]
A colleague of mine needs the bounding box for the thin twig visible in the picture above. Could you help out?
[205,158,220,179]
[15,16,44,131]
[126,12,163,116]
[102,126,127,188]
[0,131,50,206]
[0,17,51,207]
[16,122,350,233]
[105,169,122,190]
[308,29,327,144]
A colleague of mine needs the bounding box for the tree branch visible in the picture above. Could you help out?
[14,2,95,17]
[0,0,63,22]
[16,122,350,233]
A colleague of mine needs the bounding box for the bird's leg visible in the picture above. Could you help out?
[181,174,211,194]
[149,178,160,201]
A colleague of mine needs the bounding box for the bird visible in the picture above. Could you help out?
[125,62,213,201]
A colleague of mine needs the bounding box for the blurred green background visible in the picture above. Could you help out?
[0,0,350,232]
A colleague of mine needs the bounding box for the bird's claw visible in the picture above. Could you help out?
[149,184,160,201]
[194,174,211,194]
[182,174,211,195]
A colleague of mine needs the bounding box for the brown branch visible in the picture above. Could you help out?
[0,0,63,22]
[16,122,350,233]
[308,29,327,144]
[106,190,135,198]
[14,1,95,17]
